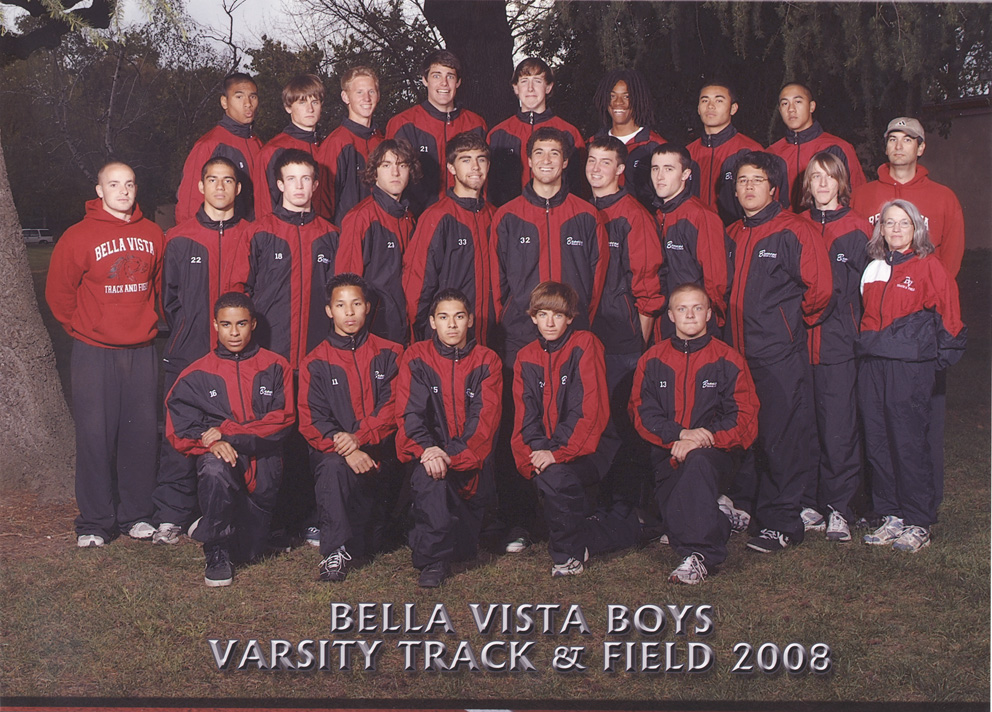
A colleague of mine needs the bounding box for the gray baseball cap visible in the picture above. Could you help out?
[885,117,925,142]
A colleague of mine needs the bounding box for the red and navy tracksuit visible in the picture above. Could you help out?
[801,206,871,523]
[385,101,487,216]
[403,189,494,344]
[317,118,384,226]
[487,109,586,206]
[767,121,867,211]
[247,205,340,371]
[298,328,404,558]
[491,183,609,360]
[395,336,502,569]
[176,116,263,222]
[630,333,759,566]
[45,199,164,540]
[253,124,327,220]
[590,127,666,209]
[653,188,733,340]
[338,185,416,345]
[857,250,966,528]
[155,209,252,528]
[687,124,787,224]
[512,328,637,563]
[165,341,294,562]
[726,202,832,542]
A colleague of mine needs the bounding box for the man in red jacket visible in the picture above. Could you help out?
[396,288,503,587]
[386,50,487,216]
[176,72,262,223]
[46,161,164,548]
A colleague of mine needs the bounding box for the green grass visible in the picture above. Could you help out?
[2,249,989,707]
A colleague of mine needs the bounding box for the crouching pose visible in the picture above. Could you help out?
[165,293,295,586]
[512,281,639,577]
[631,284,759,584]
[395,289,503,587]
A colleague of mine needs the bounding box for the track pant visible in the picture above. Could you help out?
[603,352,648,509]
[806,360,862,522]
[653,447,734,566]
[748,351,817,543]
[71,340,158,539]
[193,451,282,563]
[152,366,197,528]
[409,460,493,569]
[858,358,936,528]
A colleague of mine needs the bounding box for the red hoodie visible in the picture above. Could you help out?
[46,199,164,348]
[851,164,965,278]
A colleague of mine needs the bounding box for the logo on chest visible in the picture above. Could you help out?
[758,249,777,259]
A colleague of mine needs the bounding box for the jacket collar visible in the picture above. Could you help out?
[282,123,320,144]
[537,325,574,354]
[741,201,782,228]
[219,114,254,139]
[808,205,851,225]
[522,181,568,209]
[654,185,692,214]
[446,188,486,213]
[590,187,628,211]
[699,123,738,148]
[372,184,411,218]
[421,100,462,123]
[516,107,556,126]
[886,249,916,266]
[327,327,369,350]
[341,117,378,139]
[196,207,244,232]
[215,340,261,361]
[876,163,929,188]
[432,332,476,361]
[784,120,824,146]
[273,203,317,226]
[670,333,712,354]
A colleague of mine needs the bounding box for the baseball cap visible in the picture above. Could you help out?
[885,117,925,142]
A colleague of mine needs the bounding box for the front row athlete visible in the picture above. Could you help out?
[165,293,295,587]
[631,284,759,584]
[395,289,503,587]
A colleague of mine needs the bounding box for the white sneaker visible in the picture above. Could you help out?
[127,521,155,539]
[863,515,904,546]
[825,509,851,542]
[718,495,751,534]
[152,522,182,545]
[77,534,105,548]
[669,552,707,585]
[505,531,532,553]
[892,525,931,553]
[801,507,826,531]
[551,548,589,577]
[304,526,321,548]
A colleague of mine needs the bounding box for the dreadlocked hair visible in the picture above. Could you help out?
[593,68,655,129]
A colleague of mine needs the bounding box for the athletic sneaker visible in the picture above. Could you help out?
[825,509,851,542]
[718,495,751,534]
[892,525,931,553]
[127,521,155,539]
[318,546,352,582]
[77,534,105,548]
[800,507,826,532]
[746,529,791,553]
[152,523,182,545]
[418,560,450,588]
[863,515,904,546]
[551,548,589,577]
[304,526,321,548]
[669,553,707,585]
[504,529,532,553]
[204,545,233,587]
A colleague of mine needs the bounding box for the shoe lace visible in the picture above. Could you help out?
[324,548,351,570]
[758,528,780,539]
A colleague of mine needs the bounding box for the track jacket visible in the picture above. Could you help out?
[176,116,262,223]
[403,189,494,344]
[161,209,252,372]
[165,341,294,493]
[726,202,833,365]
[298,327,403,453]
[46,199,163,348]
[589,187,665,355]
[654,188,733,330]
[395,335,503,497]
[858,250,966,369]
[338,185,416,345]
[630,333,758,451]
[851,164,965,278]
[767,121,866,210]
[687,124,787,224]
[590,126,666,208]
[317,118,384,225]
[802,206,871,365]
[487,109,586,206]
[512,328,615,479]
[246,205,340,370]
[253,124,327,219]
[491,183,609,355]
[386,101,487,215]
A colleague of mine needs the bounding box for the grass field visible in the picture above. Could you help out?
[2,246,989,708]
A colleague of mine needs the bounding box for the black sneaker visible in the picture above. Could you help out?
[318,546,352,582]
[204,544,233,587]
[746,528,792,554]
[418,560,450,588]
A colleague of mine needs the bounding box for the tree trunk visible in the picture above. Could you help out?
[0,124,75,502]
[423,0,516,128]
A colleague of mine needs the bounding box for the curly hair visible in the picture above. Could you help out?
[593,68,654,129]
